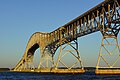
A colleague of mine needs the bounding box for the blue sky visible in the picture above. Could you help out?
[0,0,120,68]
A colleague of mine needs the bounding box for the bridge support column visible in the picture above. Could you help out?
[14,56,35,72]
[37,50,54,72]
[96,0,120,74]
[96,36,120,74]
[54,38,85,73]
[38,53,54,68]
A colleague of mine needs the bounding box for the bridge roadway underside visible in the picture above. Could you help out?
[14,0,120,74]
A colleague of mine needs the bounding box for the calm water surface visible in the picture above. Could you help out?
[0,71,120,80]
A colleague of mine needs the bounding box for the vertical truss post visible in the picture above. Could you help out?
[96,35,120,74]
[38,48,54,72]
[27,55,35,69]
[20,55,35,71]
[38,53,54,69]
[96,36,120,68]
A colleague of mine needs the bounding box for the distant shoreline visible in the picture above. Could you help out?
[0,68,10,72]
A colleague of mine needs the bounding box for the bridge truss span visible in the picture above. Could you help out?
[14,0,120,74]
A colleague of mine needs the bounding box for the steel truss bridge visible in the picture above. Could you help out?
[13,0,120,74]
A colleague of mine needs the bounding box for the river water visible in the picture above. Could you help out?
[0,71,120,80]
